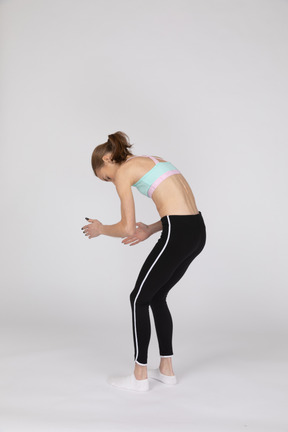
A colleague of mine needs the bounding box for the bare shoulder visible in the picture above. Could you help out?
[115,161,135,187]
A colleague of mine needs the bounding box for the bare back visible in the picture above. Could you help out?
[120,155,199,218]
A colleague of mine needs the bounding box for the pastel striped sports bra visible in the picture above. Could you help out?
[124,155,181,198]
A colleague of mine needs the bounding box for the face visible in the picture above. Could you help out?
[96,153,119,183]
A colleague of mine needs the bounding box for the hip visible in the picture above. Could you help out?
[159,211,206,252]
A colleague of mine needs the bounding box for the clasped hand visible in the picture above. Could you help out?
[122,222,151,246]
[81,219,151,244]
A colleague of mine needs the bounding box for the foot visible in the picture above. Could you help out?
[148,367,177,385]
[159,367,175,376]
[107,373,149,392]
[159,356,175,376]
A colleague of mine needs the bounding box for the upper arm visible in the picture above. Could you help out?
[115,178,136,236]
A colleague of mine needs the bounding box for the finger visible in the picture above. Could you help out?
[122,238,135,244]
[122,236,136,243]
[129,240,140,246]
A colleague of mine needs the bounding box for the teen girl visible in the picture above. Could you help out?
[81,131,206,392]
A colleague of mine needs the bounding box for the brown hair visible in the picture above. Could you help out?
[91,131,134,176]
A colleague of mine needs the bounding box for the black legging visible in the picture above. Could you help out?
[130,211,206,365]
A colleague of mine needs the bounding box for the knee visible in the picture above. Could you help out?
[130,289,149,307]
[129,290,136,306]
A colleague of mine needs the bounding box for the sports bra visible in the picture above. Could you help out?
[124,155,181,198]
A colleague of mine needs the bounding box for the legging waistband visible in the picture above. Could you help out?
[161,211,204,228]
[161,211,202,221]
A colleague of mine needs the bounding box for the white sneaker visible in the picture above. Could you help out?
[107,373,149,392]
[148,368,177,385]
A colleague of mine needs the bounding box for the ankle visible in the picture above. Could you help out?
[134,364,148,380]
[159,367,175,376]
[159,357,175,376]
[134,371,148,380]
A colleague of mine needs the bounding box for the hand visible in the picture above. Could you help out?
[122,222,151,246]
[81,218,103,239]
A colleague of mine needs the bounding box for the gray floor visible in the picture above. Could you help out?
[0,326,287,432]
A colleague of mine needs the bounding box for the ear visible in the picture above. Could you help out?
[102,155,110,163]
[102,152,113,164]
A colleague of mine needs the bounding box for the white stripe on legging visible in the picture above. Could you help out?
[133,215,171,364]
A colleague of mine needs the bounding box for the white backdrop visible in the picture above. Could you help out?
[0,1,287,430]
[0,0,287,334]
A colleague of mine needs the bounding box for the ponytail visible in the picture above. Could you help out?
[91,131,134,176]
[107,131,134,163]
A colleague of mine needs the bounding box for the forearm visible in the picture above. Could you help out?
[148,219,163,236]
[100,221,129,238]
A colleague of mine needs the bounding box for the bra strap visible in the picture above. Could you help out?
[141,155,160,165]
[124,155,160,165]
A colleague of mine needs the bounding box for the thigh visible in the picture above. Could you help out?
[151,239,206,303]
[130,234,187,305]
[130,215,206,305]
